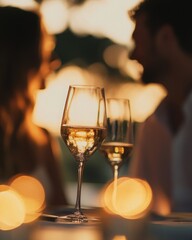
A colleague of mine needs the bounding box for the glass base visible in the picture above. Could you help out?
[57,212,88,224]
[56,210,101,224]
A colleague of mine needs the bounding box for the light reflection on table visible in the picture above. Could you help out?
[1,206,192,240]
[29,208,148,240]
[31,221,103,240]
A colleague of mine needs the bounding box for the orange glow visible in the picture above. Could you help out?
[113,236,127,240]
[9,175,45,223]
[102,177,129,215]
[101,177,152,219]
[152,190,171,216]
[0,185,25,230]
[31,225,103,240]
[117,178,152,219]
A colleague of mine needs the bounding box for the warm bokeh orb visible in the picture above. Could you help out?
[102,178,124,215]
[0,185,25,230]
[112,236,127,240]
[9,175,46,223]
[115,177,152,219]
[101,177,152,219]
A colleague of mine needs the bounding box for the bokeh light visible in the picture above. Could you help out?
[32,65,104,135]
[68,0,141,45]
[40,0,69,34]
[0,0,38,10]
[113,236,127,240]
[9,175,45,223]
[0,185,25,230]
[101,177,152,219]
[33,66,167,136]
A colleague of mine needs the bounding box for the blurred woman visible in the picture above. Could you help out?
[0,6,68,209]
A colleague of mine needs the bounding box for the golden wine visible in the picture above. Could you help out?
[100,142,133,166]
[61,125,106,161]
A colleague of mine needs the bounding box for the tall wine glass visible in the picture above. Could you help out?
[59,85,107,223]
[100,98,133,182]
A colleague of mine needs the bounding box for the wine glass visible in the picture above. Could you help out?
[58,85,107,223]
[100,98,133,182]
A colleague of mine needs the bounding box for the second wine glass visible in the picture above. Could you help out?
[100,98,133,182]
[59,85,107,223]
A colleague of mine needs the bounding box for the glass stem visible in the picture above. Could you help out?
[112,164,119,204]
[113,164,119,182]
[75,158,85,214]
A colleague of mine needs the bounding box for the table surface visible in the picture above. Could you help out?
[1,209,192,240]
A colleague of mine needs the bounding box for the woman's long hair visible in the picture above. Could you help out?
[0,6,43,179]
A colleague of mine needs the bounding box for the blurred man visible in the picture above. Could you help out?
[128,0,192,214]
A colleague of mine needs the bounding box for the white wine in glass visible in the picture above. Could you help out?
[100,98,133,182]
[58,85,107,223]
